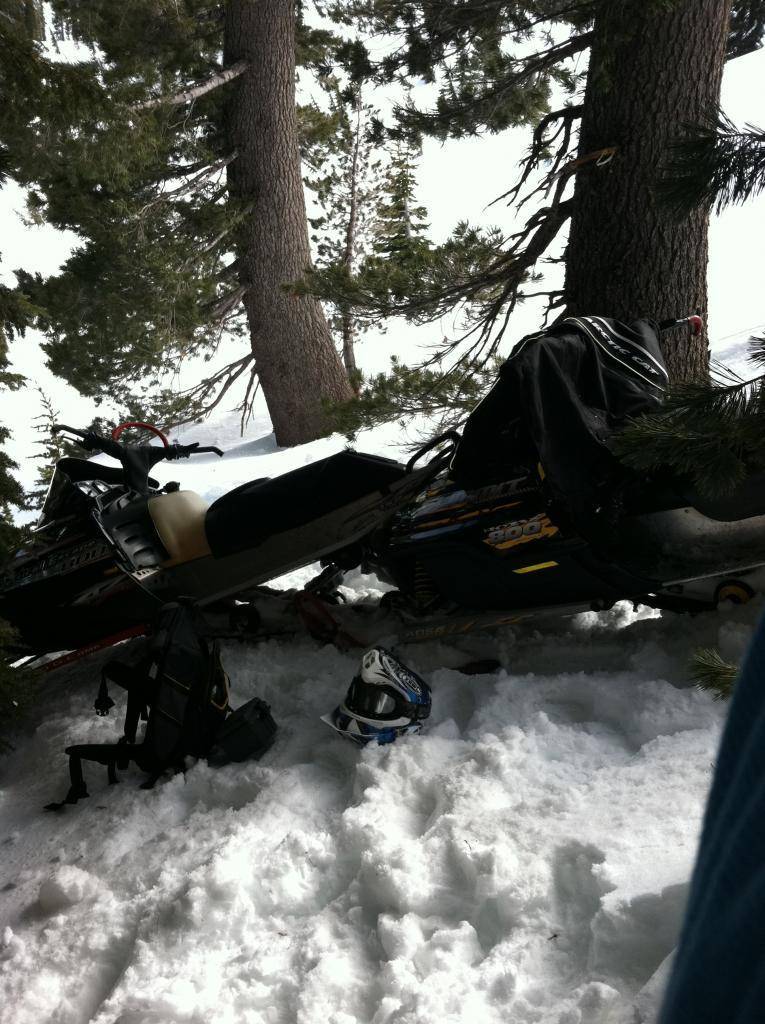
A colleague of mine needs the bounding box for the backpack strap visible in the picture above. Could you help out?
[43,740,153,811]
[44,748,90,811]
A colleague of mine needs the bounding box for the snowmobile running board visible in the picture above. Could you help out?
[25,623,150,673]
[23,562,757,676]
[20,597,598,676]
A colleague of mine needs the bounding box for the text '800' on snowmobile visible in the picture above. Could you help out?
[4,314,765,665]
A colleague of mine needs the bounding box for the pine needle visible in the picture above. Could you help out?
[690,647,738,701]
[657,109,765,217]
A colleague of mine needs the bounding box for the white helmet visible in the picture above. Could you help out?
[322,647,432,745]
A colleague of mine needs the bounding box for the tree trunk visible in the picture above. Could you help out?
[563,0,732,381]
[223,0,353,445]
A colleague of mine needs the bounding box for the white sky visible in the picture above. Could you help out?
[1,42,763,493]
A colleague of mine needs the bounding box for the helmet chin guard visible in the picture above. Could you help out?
[322,647,431,745]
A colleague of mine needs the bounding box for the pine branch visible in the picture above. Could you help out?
[657,109,765,216]
[238,364,259,433]
[491,104,583,210]
[690,647,738,700]
[748,334,765,368]
[207,283,248,322]
[614,371,765,496]
[175,352,255,421]
[137,153,238,217]
[134,60,249,111]
[727,1,765,59]
[394,33,592,137]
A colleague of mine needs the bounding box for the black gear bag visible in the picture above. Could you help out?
[45,601,260,810]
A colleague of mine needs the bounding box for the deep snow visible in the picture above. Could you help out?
[0,415,756,1024]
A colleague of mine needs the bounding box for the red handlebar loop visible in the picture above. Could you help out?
[111,421,170,447]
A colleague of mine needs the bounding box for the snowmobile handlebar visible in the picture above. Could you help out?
[52,424,223,494]
[658,314,703,337]
[52,424,224,461]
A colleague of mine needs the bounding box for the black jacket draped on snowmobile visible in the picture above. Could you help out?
[451,315,668,523]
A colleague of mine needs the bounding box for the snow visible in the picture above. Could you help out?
[0,413,758,1024]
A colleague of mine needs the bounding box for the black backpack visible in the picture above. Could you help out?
[45,601,274,810]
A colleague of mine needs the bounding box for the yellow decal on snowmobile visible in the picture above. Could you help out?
[513,560,559,574]
[483,513,559,550]
[416,500,522,532]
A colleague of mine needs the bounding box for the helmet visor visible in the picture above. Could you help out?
[347,677,398,717]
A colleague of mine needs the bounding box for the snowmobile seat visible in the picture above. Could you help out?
[204,450,407,559]
[148,490,212,565]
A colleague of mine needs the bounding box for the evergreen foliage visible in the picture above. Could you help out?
[658,109,765,217]
[728,0,765,58]
[4,1,350,429]
[329,356,501,437]
[0,2,35,739]
[27,390,77,510]
[370,139,429,262]
[0,280,29,751]
[614,339,765,497]
[690,647,739,700]
[310,1,765,423]
[327,1,591,139]
[306,82,385,384]
[614,368,765,497]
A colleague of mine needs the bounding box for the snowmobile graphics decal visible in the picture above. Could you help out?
[482,513,559,551]
[1,538,112,591]
[561,316,667,391]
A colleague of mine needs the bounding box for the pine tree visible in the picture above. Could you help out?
[8,0,354,446]
[370,139,429,265]
[0,3,42,747]
[307,82,384,387]
[27,390,74,511]
[314,0,764,423]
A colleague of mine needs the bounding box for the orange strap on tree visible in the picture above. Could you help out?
[549,146,618,185]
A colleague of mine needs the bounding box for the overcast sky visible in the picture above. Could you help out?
[1,40,763,494]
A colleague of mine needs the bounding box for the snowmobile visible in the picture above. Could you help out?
[4,314,765,664]
[0,420,448,657]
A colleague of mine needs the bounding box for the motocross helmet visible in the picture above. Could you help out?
[322,646,431,745]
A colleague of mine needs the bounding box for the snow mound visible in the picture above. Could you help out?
[38,865,101,914]
[0,595,751,1024]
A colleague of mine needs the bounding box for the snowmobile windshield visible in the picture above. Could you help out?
[36,458,161,530]
[37,463,92,528]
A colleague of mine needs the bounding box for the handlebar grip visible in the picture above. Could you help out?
[52,424,88,438]
[658,315,704,337]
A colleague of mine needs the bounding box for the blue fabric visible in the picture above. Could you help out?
[660,612,765,1022]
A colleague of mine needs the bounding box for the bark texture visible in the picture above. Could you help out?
[563,0,732,381]
[223,0,353,445]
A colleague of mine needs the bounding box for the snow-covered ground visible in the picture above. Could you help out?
[0,414,758,1024]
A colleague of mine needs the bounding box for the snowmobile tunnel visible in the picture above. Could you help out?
[204,450,408,558]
